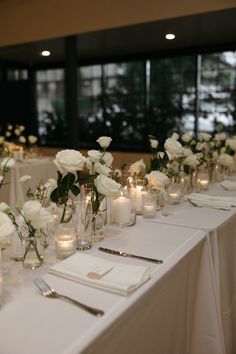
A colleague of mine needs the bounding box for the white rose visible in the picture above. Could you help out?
[164,138,183,160]
[0,202,10,212]
[128,159,146,177]
[214,132,226,141]
[20,175,32,183]
[7,124,13,130]
[19,125,25,132]
[54,149,85,174]
[94,162,111,176]
[44,178,57,199]
[145,171,169,191]
[19,136,26,143]
[219,153,234,167]
[171,132,179,140]
[22,200,52,229]
[0,211,14,247]
[102,152,113,166]
[94,175,121,197]
[183,154,200,169]
[1,157,15,171]
[96,136,112,149]
[196,142,205,151]
[5,131,11,137]
[150,139,158,148]
[212,151,219,161]
[87,150,102,163]
[0,136,5,144]
[181,132,192,143]
[28,135,38,144]
[200,132,211,142]
[14,129,21,136]
[183,147,193,157]
[157,151,165,159]
[221,147,226,154]
[226,138,236,151]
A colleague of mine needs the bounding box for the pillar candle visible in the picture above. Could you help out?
[113,196,131,225]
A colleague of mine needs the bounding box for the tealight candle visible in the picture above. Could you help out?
[143,205,156,218]
[135,186,148,214]
[55,234,76,259]
[168,192,182,204]
[199,179,209,190]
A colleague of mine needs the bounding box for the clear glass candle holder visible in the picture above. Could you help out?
[142,192,157,219]
[198,172,209,191]
[112,188,136,227]
[167,183,182,205]
[55,224,76,259]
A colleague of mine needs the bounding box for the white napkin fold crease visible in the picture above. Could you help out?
[48,253,150,296]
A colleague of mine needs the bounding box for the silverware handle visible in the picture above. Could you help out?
[58,294,104,316]
[130,254,163,264]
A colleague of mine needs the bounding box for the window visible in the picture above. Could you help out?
[36,69,66,145]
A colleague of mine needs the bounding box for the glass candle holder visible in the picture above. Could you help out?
[55,224,76,259]
[142,192,157,219]
[167,183,182,205]
[135,178,148,215]
[112,188,136,226]
[198,172,209,190]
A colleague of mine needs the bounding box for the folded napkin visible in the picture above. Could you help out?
[49,253,150,296]
[220,180,236,191]
[185,192,236,210]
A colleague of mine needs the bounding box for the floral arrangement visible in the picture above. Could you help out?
[0,157,16,190]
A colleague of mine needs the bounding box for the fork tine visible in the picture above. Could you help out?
[38,277,54,292]
[33,278,43,292]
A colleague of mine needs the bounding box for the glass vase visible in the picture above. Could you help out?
[23,232,44,269]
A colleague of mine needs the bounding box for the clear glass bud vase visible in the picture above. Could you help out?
[23,232,44,269]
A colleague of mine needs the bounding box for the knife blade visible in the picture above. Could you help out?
[98,247,163,264]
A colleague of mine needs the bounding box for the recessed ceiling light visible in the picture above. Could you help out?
[165,33,175,40]
[41,50,51,57]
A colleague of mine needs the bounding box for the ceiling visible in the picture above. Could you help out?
[0,7,236,67]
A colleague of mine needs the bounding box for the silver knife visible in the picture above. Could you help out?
[98,247,163,264]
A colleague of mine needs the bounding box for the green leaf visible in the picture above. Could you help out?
[50,188,59,203]
[70,184,80,196]
[61,173,76,188]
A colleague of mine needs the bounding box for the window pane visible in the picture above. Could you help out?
[150,56,196,143]
[36,68,66,146]
[199,51,236,133]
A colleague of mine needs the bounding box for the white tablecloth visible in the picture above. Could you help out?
[0,157,57,208]
[0,221,223,354]
[147,183,236,354]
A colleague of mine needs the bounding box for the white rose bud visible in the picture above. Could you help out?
[145,171,169,191]
[181,132,192,143]
[102,152,113,166]
[150,139,158,148]
[19,135,26,143]
[20,175,32,183]
[183,154,200,169]
[128,159,146,177]
[200,132,211,142]
[94,162,111,176]
[5,131,11,137]
[28,135,38,144]
[171,132,179,140]
[87,150,102,163]
[1,158,15,171]
[96,136,112,149]
[14,129,21,136]
[183,147,193,157]
[164,138,183,160]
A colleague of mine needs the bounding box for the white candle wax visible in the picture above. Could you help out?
[113,196,131,225]
[143,205,156,218]
[135,186,148,214]
[55,235,76,259]
[200,180,209,190]
[168,192,181,204]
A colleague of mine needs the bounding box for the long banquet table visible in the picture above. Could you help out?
[0,220,224,354]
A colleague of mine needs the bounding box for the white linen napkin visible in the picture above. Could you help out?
[48,253,150,296]
[220,180,236,191]
[185,193,236,210]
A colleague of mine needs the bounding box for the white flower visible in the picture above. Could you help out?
[181,132,192,143]
[226,138,236,151]
[14,128,21,136]
[96,136,112,149]
[200,132,211,142]
[128,159,146,177]
[1,157,15,171]
[113,169,122,178]
[212,151,219,161]
[7,124,13,130]
[87,150,102,163]
[0,176,3,184]
[102,152,113,166]
[219,153,234,167]
[19,135,26,144]
[0,202,10,212]
[145,171,169,191]
[196,142,205,151]
[150,139,158,148]
[157,151,165,159]
[94,162,111,176]
[20,175,32,183]
[0,136,5,144]
[54,149,85,174]
[94,175,121,197]
[183,154,200,169]
[44,178,57,199]
[5,131,11,137]
[28,135,38,144]
[183,147,193,157]
[214,132,226,141]
[0,211,14,247]
[19,125,25,132]
[22,200,52,229]
[171,132,179,140]
[164,138,183,160]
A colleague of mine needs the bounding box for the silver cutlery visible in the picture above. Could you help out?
[33,277,104,316]
[98,247,163,264]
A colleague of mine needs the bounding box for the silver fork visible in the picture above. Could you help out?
[33,277,104,317]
